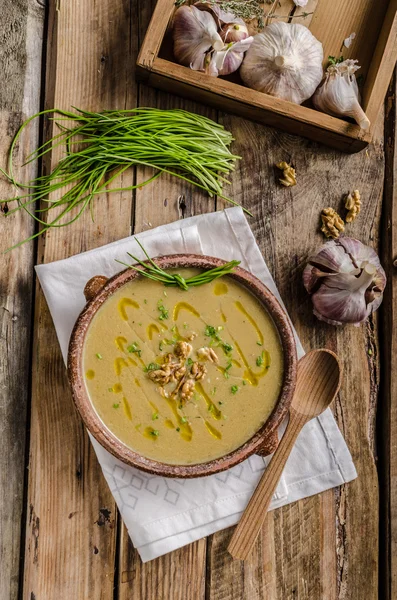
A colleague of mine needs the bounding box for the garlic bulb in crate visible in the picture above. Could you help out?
[313,59,370,130]
[240,22,323,105]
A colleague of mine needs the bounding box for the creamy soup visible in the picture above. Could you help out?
[83,269,284,465]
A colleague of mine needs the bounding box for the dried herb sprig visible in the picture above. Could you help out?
[116,238,240,291]
[176,0,265,28]
[1,107,246,251]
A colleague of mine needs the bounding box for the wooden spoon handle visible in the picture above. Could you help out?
[228,408,308,561]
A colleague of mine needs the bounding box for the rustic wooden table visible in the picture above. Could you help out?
[1,1,396,599]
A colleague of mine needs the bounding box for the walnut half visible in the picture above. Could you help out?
[174,341,193,359]
[180,379,195,401]
[321,207,345,239]
[190,362,207,380]
[276,161,297,187]
[345,190,361,223]
[197,347,219,364]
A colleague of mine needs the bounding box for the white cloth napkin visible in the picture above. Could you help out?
[36,207,357,562]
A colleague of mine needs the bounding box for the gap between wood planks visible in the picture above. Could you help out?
[378,67,397,600]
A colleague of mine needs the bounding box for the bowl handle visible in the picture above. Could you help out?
[84,275,108,302]
[256,429,279,457]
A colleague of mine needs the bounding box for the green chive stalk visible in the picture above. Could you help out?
[1,107,247,251]
[116,238,240,290]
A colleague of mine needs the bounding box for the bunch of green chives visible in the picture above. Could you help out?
[1,107,245,251]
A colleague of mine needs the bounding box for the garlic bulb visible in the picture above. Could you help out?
[173,6,224,71]
[173,5,252,77]
[313,59,370,130]
[240,22,323,104]
[303,237,386,326]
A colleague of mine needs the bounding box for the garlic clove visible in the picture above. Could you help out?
[173,5,223,71]
[208,37,254,77]
[217,51,244,76]
[313,59,370,130]
[303,237,386,326]
[220,21,249,43]
[240,22,324,105]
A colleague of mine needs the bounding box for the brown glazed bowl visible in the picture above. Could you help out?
[68,254,297,478]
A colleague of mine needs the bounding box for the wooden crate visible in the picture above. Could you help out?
[137,0,397,153]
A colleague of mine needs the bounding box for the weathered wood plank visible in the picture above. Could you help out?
[0,2,44,599]
[22,0,138,597]
[206,111,383,598]
[118,1,212,596]
[380,70,397,600]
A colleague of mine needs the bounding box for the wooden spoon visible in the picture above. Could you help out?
[228,349,342,561]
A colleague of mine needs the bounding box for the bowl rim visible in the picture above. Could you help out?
[67,253,297,478]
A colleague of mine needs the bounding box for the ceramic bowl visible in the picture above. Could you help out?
[68,254,297,478]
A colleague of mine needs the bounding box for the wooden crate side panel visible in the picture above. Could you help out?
[137,66,367,153]
[363,0,397,122]
[137,0,175,69]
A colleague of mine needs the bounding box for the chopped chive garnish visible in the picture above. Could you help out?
[176,427,180,432]
[211,387,217,395]
[231,385,239,394]
[150,430,159,437]
[108,387,113,392]
[113,403,120,409]
[96,353,103,359]
[152,412,159,420]
[157,300,169,321]
[144,362,160,372]
[256,341,263,346]
[144,299,148,304]
[181,416,188,424]
[127,342,141,357]
[204,324,232,355]
[222,342,233,355]
[218,401,223,405]
[187,357,194,366]
[256,350,271,369]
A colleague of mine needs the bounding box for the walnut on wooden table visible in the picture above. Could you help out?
[345,189,361,223]
[321,207,345,238]
[276,161,297,187]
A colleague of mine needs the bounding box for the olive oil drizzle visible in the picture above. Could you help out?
[118,298,139,321]
[204,420,222,440]
[173,301,201,321]
[213,281,228,296]
[195,382,222,420]
[122,397,132,420]
[234,300,264,345]
[114,357,129,376]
